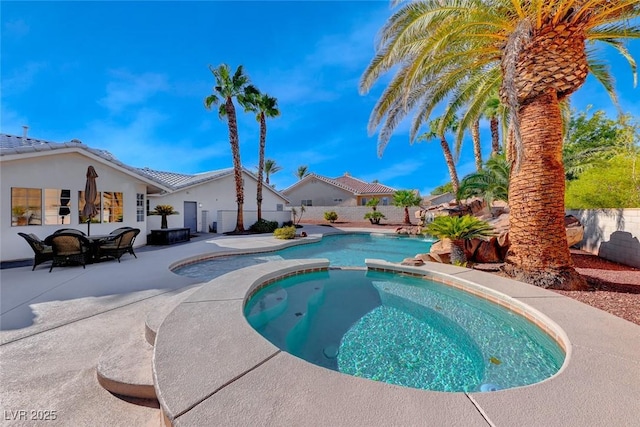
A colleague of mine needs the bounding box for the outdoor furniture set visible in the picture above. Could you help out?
[18,227,140,272]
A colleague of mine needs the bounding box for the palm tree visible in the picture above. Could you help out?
[425,215,495,266]
[458,154,510,206]
[263,159,282,185]
[244,91,280,220]
[204,64,255,233]
[296,165,310,180]
[417,116,461,195]
[393,190,422,225]
[470,119,483,171]
[361,1,638,290]
[483,96,503,157]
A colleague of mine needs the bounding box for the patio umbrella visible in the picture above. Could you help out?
[82,166,99,235]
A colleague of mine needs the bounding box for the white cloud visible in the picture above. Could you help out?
[99,70,169,114]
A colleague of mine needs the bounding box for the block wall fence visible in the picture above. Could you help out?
[297,206,408,225]
[567,208,640,268]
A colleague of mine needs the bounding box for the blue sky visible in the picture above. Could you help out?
[2,1,639,195]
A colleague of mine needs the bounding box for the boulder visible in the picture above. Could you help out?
[401,257,424,266]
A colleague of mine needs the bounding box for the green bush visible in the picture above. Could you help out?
[274,226,296,239]
[324,211,338,223]
[249,219,279,233]
[364,211,386,224]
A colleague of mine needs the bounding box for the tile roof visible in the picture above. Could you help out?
[1,134,278,196]
[135,167,235,190]
[285,173,396,195]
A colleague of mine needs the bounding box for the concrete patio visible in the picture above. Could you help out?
[1,226,639,426]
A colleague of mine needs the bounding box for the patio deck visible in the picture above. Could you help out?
[1,225,639,426]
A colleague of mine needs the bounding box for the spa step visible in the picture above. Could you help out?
[145,285,202,345]
[96,328,156,400]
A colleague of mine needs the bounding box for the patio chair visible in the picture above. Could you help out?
[17,232,54,271]
[53,228,87,236]
[45,232,92,272]
[108,226,134,236]
[98,228,140,262]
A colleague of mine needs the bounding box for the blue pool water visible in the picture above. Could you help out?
[245,270,564,392]
[174,233,432,280]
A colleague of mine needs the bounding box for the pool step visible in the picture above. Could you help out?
[96,327,156,400]
[97,285,202,403]
[145,285,202,345]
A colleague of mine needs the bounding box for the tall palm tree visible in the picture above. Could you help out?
[483,96,503,157]
[296,165,310,180]
[392,190,422,225]
[417,116,461,195]
[204,64,255,233]
[263,159,282,185]
[244,91,280,221]
[361,0,638,290]
[470,119,483,171]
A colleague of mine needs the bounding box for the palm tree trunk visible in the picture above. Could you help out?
[257,112,266,221]
[490,117,500,157]
[504,90,586,290]
[450,239,467,266]
[472,119,482,171]
[404,207,411,224]
[440,136,460,195]
[226,97,244,232]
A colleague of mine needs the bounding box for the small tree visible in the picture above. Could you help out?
[425,215,495,265]
[150,204,179,229]
[392,190,422,225]
[364,198,386,225]
[291,205,306,226]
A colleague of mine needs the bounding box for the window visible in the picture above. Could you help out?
[276,204,283,212]
[103,192,123,223]
[78,191,101,223]
[44,189,72,225]
[382,197,389,206]
[301,199,312,206]
[136,193,145,221]
[11,187,42,226]
[78,191,123,223]
[360,198,368,206]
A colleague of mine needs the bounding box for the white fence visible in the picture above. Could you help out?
[567,208,640,268]
[215,210,293,234]
[297,206,408,224]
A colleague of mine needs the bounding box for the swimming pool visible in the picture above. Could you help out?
[174,233,432,280]
[245,269,564,392]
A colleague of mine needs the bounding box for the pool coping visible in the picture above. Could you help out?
[153,256,640,426]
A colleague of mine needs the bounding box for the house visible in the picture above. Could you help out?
[1,133,290,262]
[138,167,291,234]
[282,172,397,207]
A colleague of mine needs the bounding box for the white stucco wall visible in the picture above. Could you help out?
[1,152,150,262]
[149,171,289,234]
[283,179,356,206]
[567,208,640,268]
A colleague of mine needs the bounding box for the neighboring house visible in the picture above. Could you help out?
[422,192,455,207]
[282,172,396,207]
[1,133,290,262]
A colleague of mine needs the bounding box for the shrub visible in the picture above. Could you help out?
[364,211,386,225]
[249,219,279,234]
[274,226,296,239]
[324,211,338,223]
[282,220,294,227]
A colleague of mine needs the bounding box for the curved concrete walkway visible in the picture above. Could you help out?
[1,225,639,426]
[153,258,640,426]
